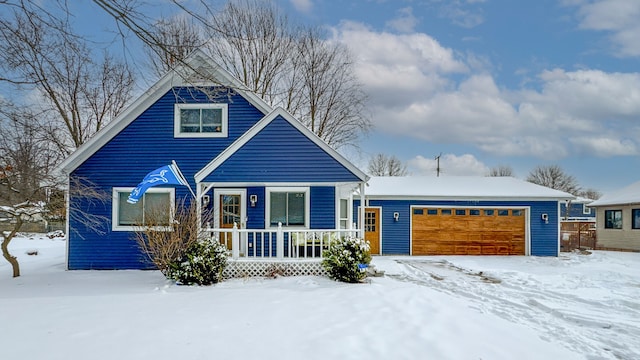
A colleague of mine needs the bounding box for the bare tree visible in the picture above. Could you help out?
[145,16,204,77]
[206,0,294,104]
[292,27,370,149]
[487,165,514,177]
[578,188,602,200]
[368,153,408,176]
[526,165,581,195]
[0,2,134,155]
[0,103,62,277]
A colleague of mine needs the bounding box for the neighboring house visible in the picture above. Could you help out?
[588,181,640,252]
[559,197,596,251]
[357,176,574,257]
[58,50,368,272]
[560,197,595,221]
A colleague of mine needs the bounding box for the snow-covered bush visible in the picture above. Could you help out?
[322,236,371,283]
[166,238,228,285]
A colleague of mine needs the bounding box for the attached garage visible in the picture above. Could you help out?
[411,207,526,255]
[358,176,574,257]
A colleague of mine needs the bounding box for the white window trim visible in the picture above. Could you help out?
[582,204,592,215]
[212,189,247,229]
[265,187,310,228]
[112,187,175,231]
[174,103,228,138]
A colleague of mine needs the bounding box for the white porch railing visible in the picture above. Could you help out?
[203,223,361,260]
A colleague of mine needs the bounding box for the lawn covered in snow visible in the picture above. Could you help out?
[1,233,638,360]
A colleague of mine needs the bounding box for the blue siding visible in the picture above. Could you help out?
[560,202,595,219]
[68,87,266,270]
[203,116,361,183]
[310,187,335,229]
[246,186,265,229]
[360,199,560,256]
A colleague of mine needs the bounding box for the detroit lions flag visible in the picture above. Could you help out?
[127,163,190,204]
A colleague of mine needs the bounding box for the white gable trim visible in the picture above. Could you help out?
[57,49,273,174]
[194,107,369,183]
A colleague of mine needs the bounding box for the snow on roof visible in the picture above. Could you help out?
[588,180,640,207]
[365,176,575,200]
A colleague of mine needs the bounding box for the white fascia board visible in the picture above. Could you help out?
[57,49,273,175]
[198,181,360,188]
[195,107,369,183]
[363,195,573,202]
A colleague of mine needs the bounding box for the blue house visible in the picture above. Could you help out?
[58,50,368,273]
[358,176,574,257]
[559,197,595,221]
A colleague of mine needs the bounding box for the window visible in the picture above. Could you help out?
[583,205,592,215]
[498,209,509,216]
[512,209,523,216]
[455,209,466,215]
[484,209,495,216]
[267,188,309,227]
[427,209,438,215]
[112,188,174,231]
[604,210,622,229]
[632,209,640,230]
[413,208,424,215]
[469,209,480,216]
[339,199,349,229]
[174,103,228,138]
[441,209,452,215]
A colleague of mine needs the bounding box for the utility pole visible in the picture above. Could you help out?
[435,153,442,177]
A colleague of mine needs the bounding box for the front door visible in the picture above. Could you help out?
[364,207,381,255]
[215,190,246,251]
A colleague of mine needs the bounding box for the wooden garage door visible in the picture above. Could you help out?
[412,208,526,255]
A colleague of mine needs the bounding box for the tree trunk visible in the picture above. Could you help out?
[1,217,23,277]
[1,236,20,278]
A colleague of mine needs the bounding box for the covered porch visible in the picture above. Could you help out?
[204,224,362,277]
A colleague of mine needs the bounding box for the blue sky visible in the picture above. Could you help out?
[69,0,639,193]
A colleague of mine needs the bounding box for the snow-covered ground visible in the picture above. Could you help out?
[1,234,638,360]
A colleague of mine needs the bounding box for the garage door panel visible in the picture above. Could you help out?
[412,208,526,256]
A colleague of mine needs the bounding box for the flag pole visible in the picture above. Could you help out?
[172,160,196,198]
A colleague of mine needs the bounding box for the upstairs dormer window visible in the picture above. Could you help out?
[174,103,228,138]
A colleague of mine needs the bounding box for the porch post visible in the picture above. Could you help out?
[276,222,284,259]
[232,222,239,259]
[196,183,202,233]
[359,182,366,239]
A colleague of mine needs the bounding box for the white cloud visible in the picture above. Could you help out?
[569,137,638,157]
[332,23,640,160]
[385,7,419,33]
[569,0,640,57]
[408,154,489,176]
[289,0,313,14]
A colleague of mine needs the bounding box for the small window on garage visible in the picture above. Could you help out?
[512,209,523,216]
[455,209,466,215]
[413,208,424,215]
[484,209,494,216]
[469,209,480,216]
[427,209,438,215]
[441,209,452,215]
[498,209,509,216]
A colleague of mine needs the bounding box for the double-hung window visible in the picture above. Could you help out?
[112,187,174,231]
[339,199,349,229]
[174,103,228,137]
[267,188,309,227]
[604,209,622,229]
